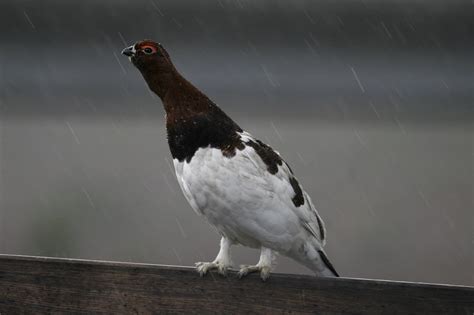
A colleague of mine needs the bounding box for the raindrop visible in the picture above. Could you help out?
[261,64,279,87]
[296,153,306,166]
[113,52,127,75]
[23,11,35,30]
[369,101,380,119]
[81,186,96,209]
[304,38,318,57]
[380,22,393,39]
[303,8,316,24]
[172,18,183,29]
[162,173,176,194]
[175,218,187,239]
[394,118,407,135]
[172,248,183,264]
[150,0,165,17]
[350,66,365,93]
[270,121,283,142]
[354,129,368,150]
[164,157,175,175]
[65,121,80,145]
[117,32,128,46]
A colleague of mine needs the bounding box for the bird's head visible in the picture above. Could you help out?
[122,40,178,98]
[121,40,174,74]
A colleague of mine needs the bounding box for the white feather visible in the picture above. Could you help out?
[173,131,327,257]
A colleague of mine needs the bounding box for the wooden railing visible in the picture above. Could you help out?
[0,254,472,314]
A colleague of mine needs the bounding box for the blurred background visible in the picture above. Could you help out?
[0,0,472,286]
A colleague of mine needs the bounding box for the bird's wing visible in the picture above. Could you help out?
[239,131,327,245]
[278,159,327,245]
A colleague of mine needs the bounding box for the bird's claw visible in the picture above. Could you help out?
[195,261,229,277]
[238,264,271,281]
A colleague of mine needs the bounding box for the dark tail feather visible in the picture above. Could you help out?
[318,250,339,277]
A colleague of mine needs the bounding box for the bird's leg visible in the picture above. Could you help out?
[195,237,233,276]
[238,247,274,281]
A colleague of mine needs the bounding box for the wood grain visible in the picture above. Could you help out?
[0,254,472,314]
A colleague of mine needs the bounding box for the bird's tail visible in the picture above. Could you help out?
[316,249,339,277]
[291,243,339,277]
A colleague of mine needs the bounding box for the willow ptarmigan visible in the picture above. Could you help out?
[122,40,339,280]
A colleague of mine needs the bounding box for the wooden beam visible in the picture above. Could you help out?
[0,254,472,314]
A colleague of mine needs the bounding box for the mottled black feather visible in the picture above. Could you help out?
[245,139,283,175]
[289,176,305,207]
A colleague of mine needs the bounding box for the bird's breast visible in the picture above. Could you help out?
[173,145,273,217]
[172,142,307,248]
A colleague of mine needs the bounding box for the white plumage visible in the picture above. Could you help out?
[174,131,337,279]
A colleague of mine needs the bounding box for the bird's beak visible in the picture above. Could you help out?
[121,45,136,57]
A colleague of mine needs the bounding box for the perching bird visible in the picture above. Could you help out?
[122,40,339,280]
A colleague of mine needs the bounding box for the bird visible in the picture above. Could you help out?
[122,40,339,280]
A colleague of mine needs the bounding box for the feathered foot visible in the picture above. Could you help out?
[195,237,233,277]
[238,247,274,281]
[238,264,271,281]
[195,261,230,276]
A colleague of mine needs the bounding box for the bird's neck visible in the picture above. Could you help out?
[142,69,243,162]
[142,69,215,121]
[141,68,178,100]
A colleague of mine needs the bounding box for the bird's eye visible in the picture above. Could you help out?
[143,47,154,54]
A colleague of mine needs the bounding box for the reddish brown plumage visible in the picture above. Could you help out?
[125,40,244,162]
[129,41,214,120]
